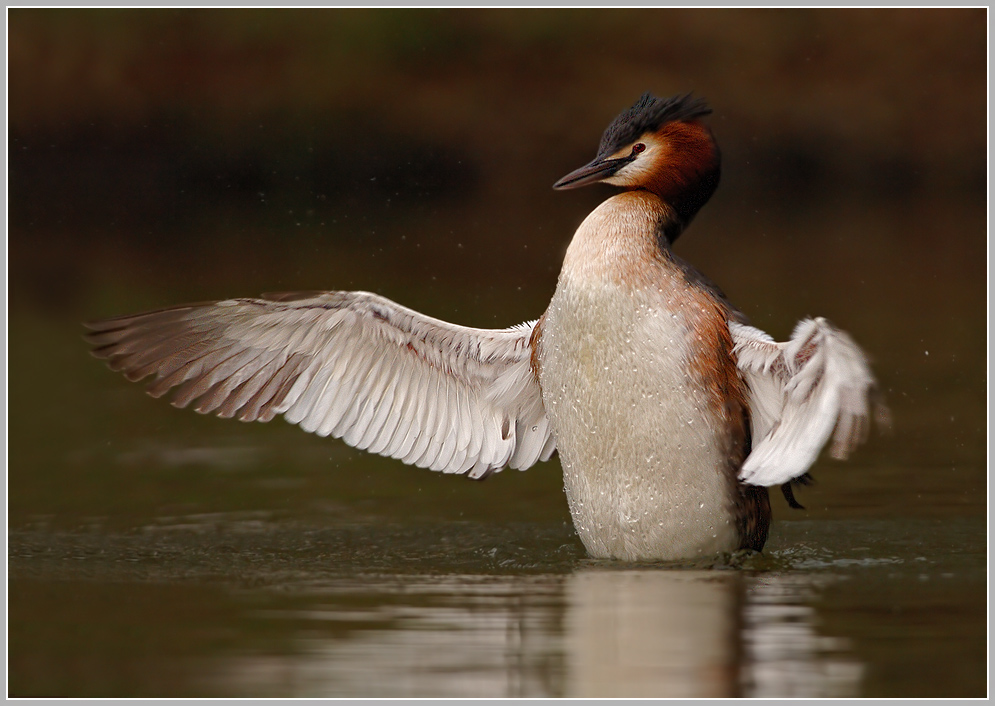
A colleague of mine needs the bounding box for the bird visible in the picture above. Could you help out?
[85,92,884,562]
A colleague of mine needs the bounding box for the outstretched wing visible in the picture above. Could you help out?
[730,317,885,486]
[85,291,555,479]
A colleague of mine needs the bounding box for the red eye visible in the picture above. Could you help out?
[631,143,646,155]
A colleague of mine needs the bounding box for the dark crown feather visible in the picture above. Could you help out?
[597,92,712,158]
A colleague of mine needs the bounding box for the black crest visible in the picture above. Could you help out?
[596,92,712,158]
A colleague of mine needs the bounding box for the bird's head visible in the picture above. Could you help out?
[554,92,721,234]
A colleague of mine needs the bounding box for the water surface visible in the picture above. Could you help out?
[9,512,985,697]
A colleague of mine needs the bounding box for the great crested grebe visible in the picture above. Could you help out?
[86,92,883,561]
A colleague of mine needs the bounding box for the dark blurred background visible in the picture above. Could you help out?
[8,8,987,523]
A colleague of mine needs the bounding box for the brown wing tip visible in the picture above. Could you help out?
[87,346,113,361]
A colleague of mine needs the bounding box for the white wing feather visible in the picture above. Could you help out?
[731,317,882,486]
[86,291,555,478]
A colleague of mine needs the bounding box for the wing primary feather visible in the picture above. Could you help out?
[146,345,231,400]
[177,346,271,413]
[391,359,428,461]
[239,352,309,422]
[215,352,286,419]
[347,349,402,450]
[425,378,457,471]
[364,354,409,455]
[332,343,388,442]
[291,364,337,433]
[409,364,444,467]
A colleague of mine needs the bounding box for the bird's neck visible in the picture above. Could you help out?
[560,191,680,286]
[637,121,721,243]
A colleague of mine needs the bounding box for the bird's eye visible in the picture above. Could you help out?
[631,143,646,155]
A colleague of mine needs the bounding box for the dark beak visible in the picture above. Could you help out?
[553,156,630,190]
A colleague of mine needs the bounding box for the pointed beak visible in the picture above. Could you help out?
[553,156,630,190]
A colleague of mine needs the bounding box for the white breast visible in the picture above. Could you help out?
[536,195,739,561]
